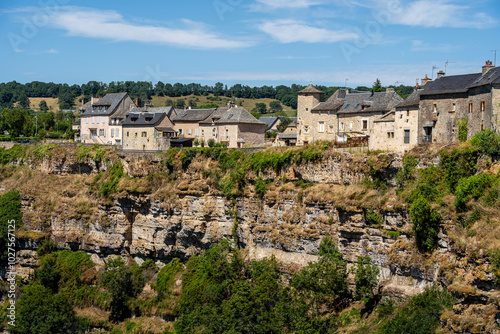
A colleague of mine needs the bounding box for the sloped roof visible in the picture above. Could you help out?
[259,117,281,128]
[395,89,423,108]
[80,93,130,116]
[420,73,482,95]
[122,112,165,126]
[374,111,395,123]
[468,67,500,89]
[336,91,403,114]
[298,84,324,94]
[173,108,216,122]
[211,107,265,125]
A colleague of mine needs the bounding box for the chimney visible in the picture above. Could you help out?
[386,87,395,93]
[482,60,494,75]
[81,97,87,106]
[135,98,142,108]
[437,70,445,78]
[345,88,351,94]
[421,75,432,86]
[227,101,235,108]
[91,96,98,105]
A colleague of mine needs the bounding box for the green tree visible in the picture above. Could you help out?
[269,100,283,113]
[39,100,49,111]
[11,284,89,334]
[410,195,441,252]
[354,256,379,300]
[372,78,383,92]
[18,94,30,109]
[0,108,29,137]
[58,92,74,110]
[208,138,216,147]
[292,236,349,312]
[175,99,186,109]
[458,118,468,142]
[277,117,293,132]
[253,102,267,114]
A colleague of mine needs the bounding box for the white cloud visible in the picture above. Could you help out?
[44,7,252,49]
[411,40,455,52]
[45,48,59,54]
[259,20,358,43]
[377,0,496,29]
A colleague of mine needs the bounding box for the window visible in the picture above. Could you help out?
[306,108,309,111]
[349,122,353,130]
[362,120,368,131]
[433,103,437,112]
[225,129,229,140]
[407,110,410,117]
[202,129,205,136]
[96,116,99,123]
[111,129,114,137]
[319,111,321,116]
[195,129,199,136]
[92,116,95,124]
[329,125,334,133]
[481,101,486,112]
[142,131,147,137]
[399,114,403,119]
[469,103,473,113]
[102,117,105,124]
[179,129,183,135]
[451,103,456,112]
[404,129,410,144]
[387,132,394,138]
[127,131,129,137]
[135,132,138,138]
[99,129,105,137]
[116,129,119,137]
[86,117,89,124]
[318,122,325,133]
[212,128,216,137]
[188,129,192,135]
[341,122,345,131]
[304,126,309,134]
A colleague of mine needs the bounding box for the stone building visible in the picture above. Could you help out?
[297,84,403,145]
[79,93,136,145]
[122,110,176,151]
[172,108,217,138]
[370,89,422,153]
[274,120,297,147]
[418,61,500,144]
[199,106,266,148]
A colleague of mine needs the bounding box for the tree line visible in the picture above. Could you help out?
[0,80,415,111]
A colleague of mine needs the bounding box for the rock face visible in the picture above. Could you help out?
[11,148,500,332]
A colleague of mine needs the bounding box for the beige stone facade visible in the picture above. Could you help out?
[370,107,419,153]
[122,112,174,151]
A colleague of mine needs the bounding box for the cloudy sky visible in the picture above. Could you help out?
[1,0,499,87]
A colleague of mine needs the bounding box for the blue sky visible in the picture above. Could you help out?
[1,0,499,88]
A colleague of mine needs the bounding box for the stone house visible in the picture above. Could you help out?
[122,109,176,151]
[274,120,297,147]
[199,106,266,148]
[259,117,282,132]
[172,108,217,138]
[418,61,500,144]
[369,89,422,153]
[79,93,136,145]
[297,84,403,145]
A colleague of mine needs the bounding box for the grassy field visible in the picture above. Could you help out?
[22,94,297,118]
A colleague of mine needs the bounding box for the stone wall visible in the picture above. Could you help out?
[237,123,265,147]
[467,85,492,139]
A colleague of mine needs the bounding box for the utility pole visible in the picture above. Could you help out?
[394,81,404,86]
[35,114,37,136]
[492,50,500,66]
[345,78,349,90]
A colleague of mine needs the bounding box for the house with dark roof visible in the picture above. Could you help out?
[296,84,403,145]
[172,108,217,137]
[417,61,500,144]
[79,93,137,145]
[121,107,176,151]
[259,117,282,132]
[199,106,265,148]
[274,120,297,147]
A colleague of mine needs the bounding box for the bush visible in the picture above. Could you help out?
[254,177,267,199]
[439,146,480,192]
[152,258,183,299]
[454,173,491,212]
[377,285,454,334]
[458,118,468,142]
[410,195,441,252]
[0,190,23,265]
[396,154,418,187]
[353,256,379,300]
[99,161,124,198]
[207,138,216,147]
[471,129,500,156]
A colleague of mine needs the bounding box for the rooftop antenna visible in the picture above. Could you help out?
[444,60,456,74]
[492,50,500,66]
[394,81,404,86]
[431,65,438,79]
[345,77,349,90]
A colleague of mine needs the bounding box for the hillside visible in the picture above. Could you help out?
[1,137,500,332]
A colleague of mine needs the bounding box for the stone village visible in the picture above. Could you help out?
[76,61,500,154]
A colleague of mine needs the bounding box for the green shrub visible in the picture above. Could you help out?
[410,195,441,252]
[353,256,379,300]
[207,138,215,147]
[152,258,183,299]
[454,173,491,212]
[254,177,267,199]
[365,210,384,227]
[488,247,500,286]
[471,129,500,156]
[458,118,468,142]
[377,285,454,334]
[439,146,480,192]
[0,144,27,164]
[396,154,418,187]
[37,239,58,257]
[0,190,23,265]
[99,161,124,198]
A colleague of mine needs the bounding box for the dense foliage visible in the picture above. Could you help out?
[0,190,23,265]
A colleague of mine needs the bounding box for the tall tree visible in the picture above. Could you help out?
[372,78,383,92]
[39,100,48,111]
